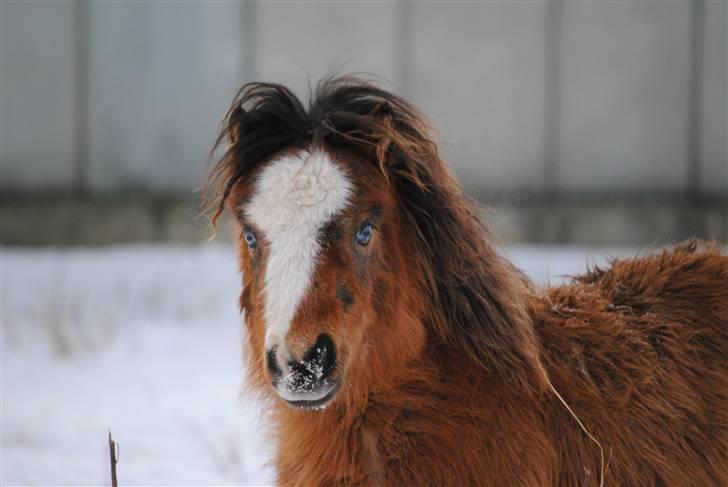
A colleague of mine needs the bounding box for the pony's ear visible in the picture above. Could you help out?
[203,101,248,227]
[368,97,440,193]
[369,102,395,180]
[226,105,247,147]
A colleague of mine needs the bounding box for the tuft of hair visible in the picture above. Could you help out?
[204,75,437,222]
[204,75,543,390]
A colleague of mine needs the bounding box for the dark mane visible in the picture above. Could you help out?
[206,76,542,388]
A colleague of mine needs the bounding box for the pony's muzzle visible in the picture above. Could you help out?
[267,334,339,409]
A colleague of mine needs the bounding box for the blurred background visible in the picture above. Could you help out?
[2,0,726,246]
[1,1,726,485]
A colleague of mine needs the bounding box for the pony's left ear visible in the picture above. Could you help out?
[370,102,395,179]
[366,98,441,193]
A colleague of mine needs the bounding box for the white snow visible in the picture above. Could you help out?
[1,243,637,485]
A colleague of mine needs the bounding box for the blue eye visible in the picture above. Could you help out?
[356,222,374,246]
[243,228,257,250]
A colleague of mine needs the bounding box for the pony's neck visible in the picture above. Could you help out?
[420,241,544,392]
[395,167,545,392]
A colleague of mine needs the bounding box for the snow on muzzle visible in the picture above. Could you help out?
[266,334,339,409]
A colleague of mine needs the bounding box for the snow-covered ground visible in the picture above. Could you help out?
[1,244,638,486]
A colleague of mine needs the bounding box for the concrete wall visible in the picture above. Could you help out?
[1,1,79,190]
[86,2,244,192]
[2,1,244,193]
[701,0,728,196]
[248,1,726,199]
[558,1,692,192]
[1,1,725,245]
[3,0,725,197]
[407,3,548,192]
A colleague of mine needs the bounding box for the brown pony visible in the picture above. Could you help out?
[206,76,728,486]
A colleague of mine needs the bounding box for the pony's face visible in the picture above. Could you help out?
[235,148,423,410]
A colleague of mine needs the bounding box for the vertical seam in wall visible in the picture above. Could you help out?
[0,2,6,183]
[396,1,412,97]
[73,0,89,194]
[543,0,563,201]
[687,0,705,202]
[242,0,257,82]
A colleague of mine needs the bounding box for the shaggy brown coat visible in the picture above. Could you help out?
[206,77,728,486]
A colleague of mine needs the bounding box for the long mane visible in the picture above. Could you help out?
[206,76,542,389]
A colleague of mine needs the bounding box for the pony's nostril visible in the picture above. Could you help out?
[301,333,337,381]
[276,334,337,394]
[267,346,283,378]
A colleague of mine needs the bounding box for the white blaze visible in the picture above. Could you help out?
[246,150,352,355]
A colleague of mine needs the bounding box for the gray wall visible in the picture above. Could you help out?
[2,1,244,193]
[1,1,726,245]
[1,1,79,190]
[249,1,727,198]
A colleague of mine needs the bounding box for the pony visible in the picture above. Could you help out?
[205,76,728,486]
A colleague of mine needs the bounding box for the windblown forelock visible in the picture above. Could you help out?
[245,149,353,351]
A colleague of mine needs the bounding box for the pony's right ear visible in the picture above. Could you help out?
[226,104,248,146]
[203,100,250,229]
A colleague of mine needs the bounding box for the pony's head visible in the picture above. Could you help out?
[206,77,541,410]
